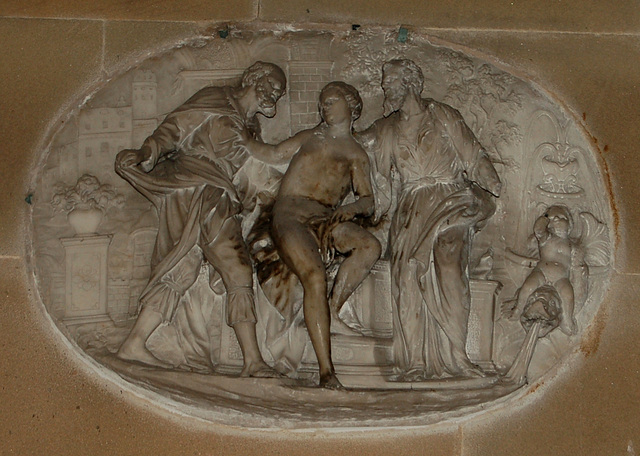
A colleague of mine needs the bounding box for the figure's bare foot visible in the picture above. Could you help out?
[319,372,344,390]
[116,342,172,369]
[240,360,283,378]
[559,316,578,336]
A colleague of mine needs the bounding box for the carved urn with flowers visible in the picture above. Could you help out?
[51,174,124,236]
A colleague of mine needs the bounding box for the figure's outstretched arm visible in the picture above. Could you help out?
[354,125,377,150]
[533,214,550,240]
[238,129,311,165]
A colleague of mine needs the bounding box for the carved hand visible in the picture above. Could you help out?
[330,205,358,225]
[116,148,153,172]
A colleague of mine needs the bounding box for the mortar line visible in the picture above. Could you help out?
[0,255,22,260]
[250,19,640,38]
[0,14,639,39]
[101,19,106,75]
[615,271,640,276]
[403,25,640,38]
[0,15,104,22]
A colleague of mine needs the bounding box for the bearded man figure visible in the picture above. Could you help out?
[115,61,287,377]
[359,59,502,381]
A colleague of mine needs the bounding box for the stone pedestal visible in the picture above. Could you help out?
[347,260,393,338]
[60,235,112,325]
[299,334,394,387]
[466,279,501,372]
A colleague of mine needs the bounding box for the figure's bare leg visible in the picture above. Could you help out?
[556,278,577,335]
[328,222,381,335]
[118,248,204,368]
[273,216,341,388]
[117,307,172,368]
[329,222,382,312]
[233,321,280,377]
[512,270,546,319]
[204,217,279,378]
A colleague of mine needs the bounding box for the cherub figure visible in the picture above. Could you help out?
[507,205,578,335]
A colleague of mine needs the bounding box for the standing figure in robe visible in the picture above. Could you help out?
[359,59,502,380]
[115,62,287,377]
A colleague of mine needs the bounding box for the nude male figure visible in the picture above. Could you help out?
[247,82,381,388]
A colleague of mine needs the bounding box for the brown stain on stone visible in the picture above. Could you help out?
[526,380,544,396]
[580,303,608,357]
[574,119,616,340]
[598,148,620,245]
[584,129,620,245]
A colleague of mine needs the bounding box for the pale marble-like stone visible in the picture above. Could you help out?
[28,27,613,429]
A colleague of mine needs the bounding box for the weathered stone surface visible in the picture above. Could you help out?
[2,3,639,454]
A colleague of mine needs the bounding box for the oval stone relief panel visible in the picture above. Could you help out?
[30,26,613,428]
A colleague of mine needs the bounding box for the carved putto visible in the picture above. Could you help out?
[29,27,612,428]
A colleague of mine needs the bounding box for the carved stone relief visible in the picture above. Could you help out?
[29,26,612,428]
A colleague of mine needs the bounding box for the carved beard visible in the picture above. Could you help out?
[255,83,278,118]
[383,87,408,116]
[258,96,277,118]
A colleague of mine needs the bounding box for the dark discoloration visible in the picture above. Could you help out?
[584,130,619,246]
[580,303,608,357]
[525,380,544,396]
